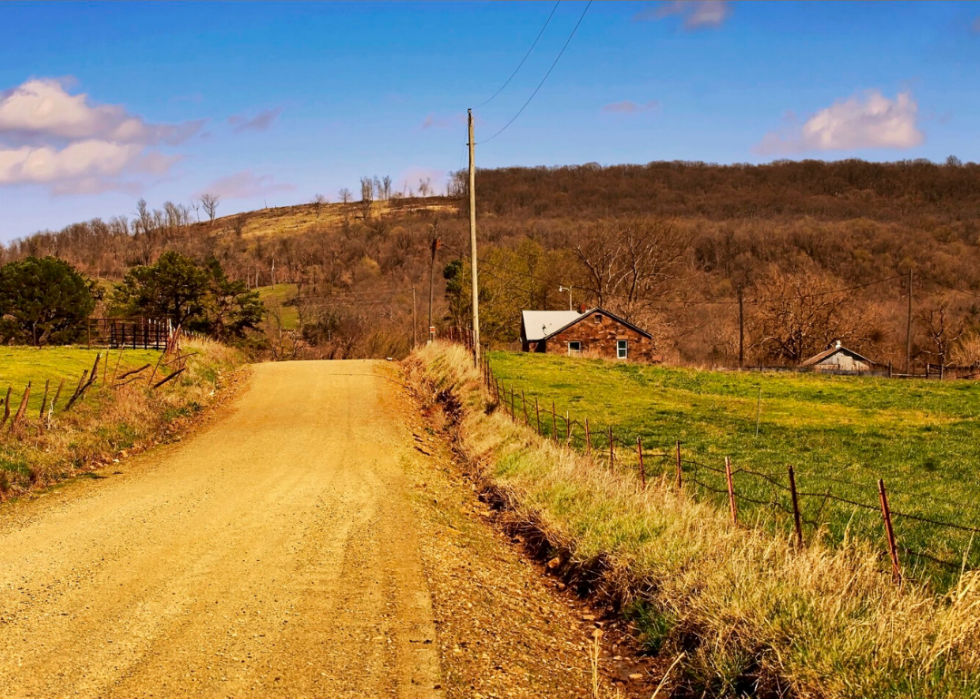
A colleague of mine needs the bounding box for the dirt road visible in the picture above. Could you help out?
[0,361,442,697]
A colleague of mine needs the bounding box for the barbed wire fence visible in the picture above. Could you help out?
[447,332,980,587]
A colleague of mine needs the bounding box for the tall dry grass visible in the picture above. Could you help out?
[0,338,244,500]
[407,342,980,697]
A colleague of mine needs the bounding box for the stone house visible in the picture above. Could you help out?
[800,341,878,373]
[519,308,659,362]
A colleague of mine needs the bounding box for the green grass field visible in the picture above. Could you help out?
[256,283,299,330]
[0,347,162,413]
[488,351,980,584]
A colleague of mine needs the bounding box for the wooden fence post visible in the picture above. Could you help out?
[39,380,50,420]
[0,386,10,428]
[552,401,557,441]
[788,466,803,547]
[51,379,65,414]
[877,479,902,584]
[535,397,542,435]
[510,387,516,420]
[608,426,614,467]
[636,437,646,489]
[584,418,591,455]
[725,456,738,525]
[565,411,570,444]
[9,383,31,432]
[675,440,683,489]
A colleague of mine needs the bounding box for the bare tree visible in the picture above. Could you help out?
[200,193,220,225]
[919,297,967,369]
[749,266,882,364]
[418,177,432,197]
[573,218,686,320]
[382,176,392,201]
[373,176,383,201]
[311,194,326,219]
[338,188,352,205]
[232,213,249,238]
[360,177,374,203]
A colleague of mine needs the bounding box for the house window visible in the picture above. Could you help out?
[568,341,581,355]
[594,314,602,324]
[617,340,628,359]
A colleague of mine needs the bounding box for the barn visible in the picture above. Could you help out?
[800,341,878,373]
[520,308,658,362]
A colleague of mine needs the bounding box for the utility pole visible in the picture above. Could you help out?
[428,237,441,344]
[559,285,573,311]
[412,286,417,349]
[468,108,480,365]
[737,285,744,369]
[906,269,913,374]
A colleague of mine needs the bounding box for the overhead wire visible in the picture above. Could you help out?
[481,0,593,144]
[473,1,562,110]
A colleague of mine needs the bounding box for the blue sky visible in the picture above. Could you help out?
[0,1,978,241]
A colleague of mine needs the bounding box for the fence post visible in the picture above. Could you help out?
[788,466,803,547]
[552,401,557,441]
[725,456,738,525]
[510,387,516,421]
[39,380,50,420]
[675,440,683,490]
[9,383,31,432]
[584,418,592,455]
[877,479,902,585]
[888,361,893,379]
[50,379,65,414]
[535,397,542,435]
[636,437,646,489]
[565,411,570,444]
[608,426,614,467]
[0,386,10,428]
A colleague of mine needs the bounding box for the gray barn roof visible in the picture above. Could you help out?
[521,310,583,342]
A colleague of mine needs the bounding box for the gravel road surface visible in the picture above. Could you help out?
[0,361,442,697]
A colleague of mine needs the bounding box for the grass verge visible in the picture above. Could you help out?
[0,338,244,500]
[406,342,980,698]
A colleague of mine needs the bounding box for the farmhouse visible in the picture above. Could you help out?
[800,341,878,373]
[520,308,658,362]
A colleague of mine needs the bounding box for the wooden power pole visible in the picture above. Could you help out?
[737,285,744,369]
[468,108,481,365]
[906,269,913,374]
[428,237,441,344]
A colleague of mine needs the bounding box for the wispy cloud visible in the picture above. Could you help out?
[633,1,731,29]
[754,90,924,155]
[0,78,203,195]
[419,113,468,131]
[601,100,660,115]
[197,170,294,200]
[227,107,283,134]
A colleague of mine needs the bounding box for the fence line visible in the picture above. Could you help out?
[459,343,978,584]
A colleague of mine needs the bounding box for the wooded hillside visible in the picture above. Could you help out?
[4,159,980,366]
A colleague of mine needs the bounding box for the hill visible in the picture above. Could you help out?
[3,159,980,364]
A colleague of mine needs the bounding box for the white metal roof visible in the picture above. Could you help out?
[521,310,583,342]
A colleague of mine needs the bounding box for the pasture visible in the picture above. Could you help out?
[487,351,980,584]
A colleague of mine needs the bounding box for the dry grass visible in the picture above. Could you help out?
[0,338,244,500]
[407,342,980,698]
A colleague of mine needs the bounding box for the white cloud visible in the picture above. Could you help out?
[228,107,283,134]
[601,100,660,115]
[754,90,925,155]
[197,170,295,200]
[634,1,731,29]
[0,78,203,145]
[0,78,204,195]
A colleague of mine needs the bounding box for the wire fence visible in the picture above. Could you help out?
[0,326,195,440]
[448,335,980,587]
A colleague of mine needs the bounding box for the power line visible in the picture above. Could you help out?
[473,1,561,110]
[481,0,592,145]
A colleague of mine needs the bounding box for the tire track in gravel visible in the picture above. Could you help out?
[0,360,442,698]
